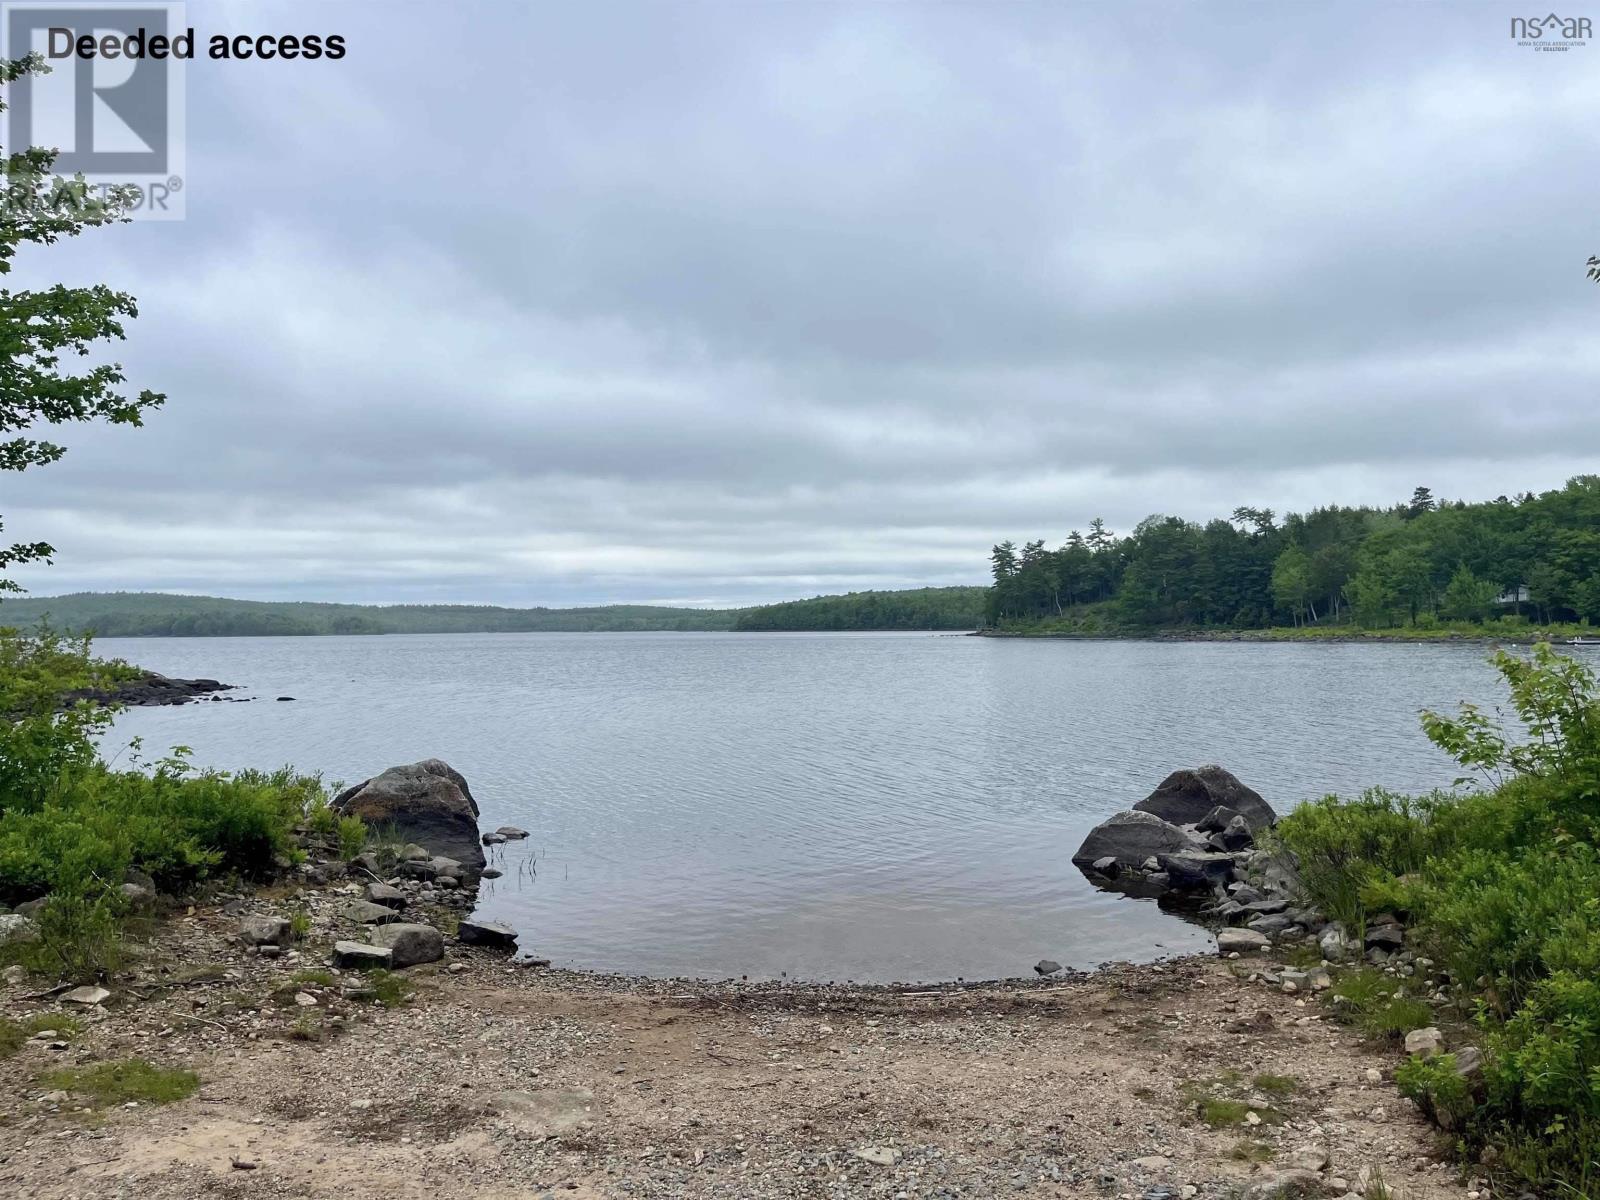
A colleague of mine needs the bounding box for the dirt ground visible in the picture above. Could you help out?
[0,899,1477,1200]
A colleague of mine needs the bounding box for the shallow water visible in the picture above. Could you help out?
[95,631,1507,982]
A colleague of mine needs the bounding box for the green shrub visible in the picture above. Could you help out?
[337,814,366,861]
[1273,789,1439,929]
[2,888,127,981]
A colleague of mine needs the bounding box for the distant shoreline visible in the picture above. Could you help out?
[972,628,1572,646]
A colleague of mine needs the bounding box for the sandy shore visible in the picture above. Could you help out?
[0,888,1475,1200]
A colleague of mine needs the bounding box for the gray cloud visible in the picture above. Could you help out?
[6,2,1598,606]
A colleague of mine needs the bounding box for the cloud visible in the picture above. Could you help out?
[6,2,1597,605]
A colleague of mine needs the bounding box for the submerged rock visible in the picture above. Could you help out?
[1133,766,1277,832]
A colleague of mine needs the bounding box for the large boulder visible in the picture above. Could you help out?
[1072,810,1201,869]
[332,760,485,874]
[1132,766,1277,832]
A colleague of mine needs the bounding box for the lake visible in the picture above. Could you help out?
[93,632,1508,983]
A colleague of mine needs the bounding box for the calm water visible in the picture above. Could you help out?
[93,632,1509,983]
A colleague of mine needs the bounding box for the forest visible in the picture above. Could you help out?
[731,587,985,631]
[986,476,1600,632]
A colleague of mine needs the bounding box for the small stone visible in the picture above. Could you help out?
[2,964,27,986]
[495,826,530,840]
[293,992,318,1007]
[341,899,404,926]
[239,915,291,947]
[1285,1146,1329,1172]
[1364,1068,1382,1083]
[1035,959,1063,976]
[61,985,111,1006]
[481,832,507,845]
[481,867,503,879]
[852,1146,902,1166]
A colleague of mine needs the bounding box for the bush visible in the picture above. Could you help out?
[0,629,339,981]
[1280,646,1600,1195]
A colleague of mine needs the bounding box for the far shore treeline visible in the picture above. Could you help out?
[987,476,1600,633]
[0,586,988,637]
[5,478,1597,639]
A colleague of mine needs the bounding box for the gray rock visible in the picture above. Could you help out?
[0,914,39,946]
[400,843,431,861]
[369,922,445,968]
[331,941,393,969]
[481,832,507,845]
[1365,924,1405,952]
[239,915,291,947]
[1247,914,1295,936]
[495,826,530,840]
[1451,1045,1483,1079]
[1196,805,1242,833]
[1284,1146,1329,1173]
[1132,765,1277,832]
[1073,810,1201,870]
[1319,923,1351,962]
[458,917,518,951]
[1216,928,1270,954]
[338,900,403,925]
[1091,856,1120,877]
[1219,814,1254,850]
[1404,1026,1443,1056]
[61,985,111,1005]
[363,882,407,910]
[481,867,503,879]
[1034,959,1062,976]
[1239,898,1290,915]
[332,760,485,874]
[15,897,48,921]
[2,964,26,986]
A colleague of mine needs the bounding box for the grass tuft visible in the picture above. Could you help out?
[40,1058,198,1107]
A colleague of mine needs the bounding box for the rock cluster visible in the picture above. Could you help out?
[1072,766,1278,909]
[60,671,236,708]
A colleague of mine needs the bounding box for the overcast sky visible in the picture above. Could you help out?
[6,1,1598,607]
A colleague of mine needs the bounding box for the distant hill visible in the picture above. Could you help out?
[731,587,986,631]
[0,592,739,636]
